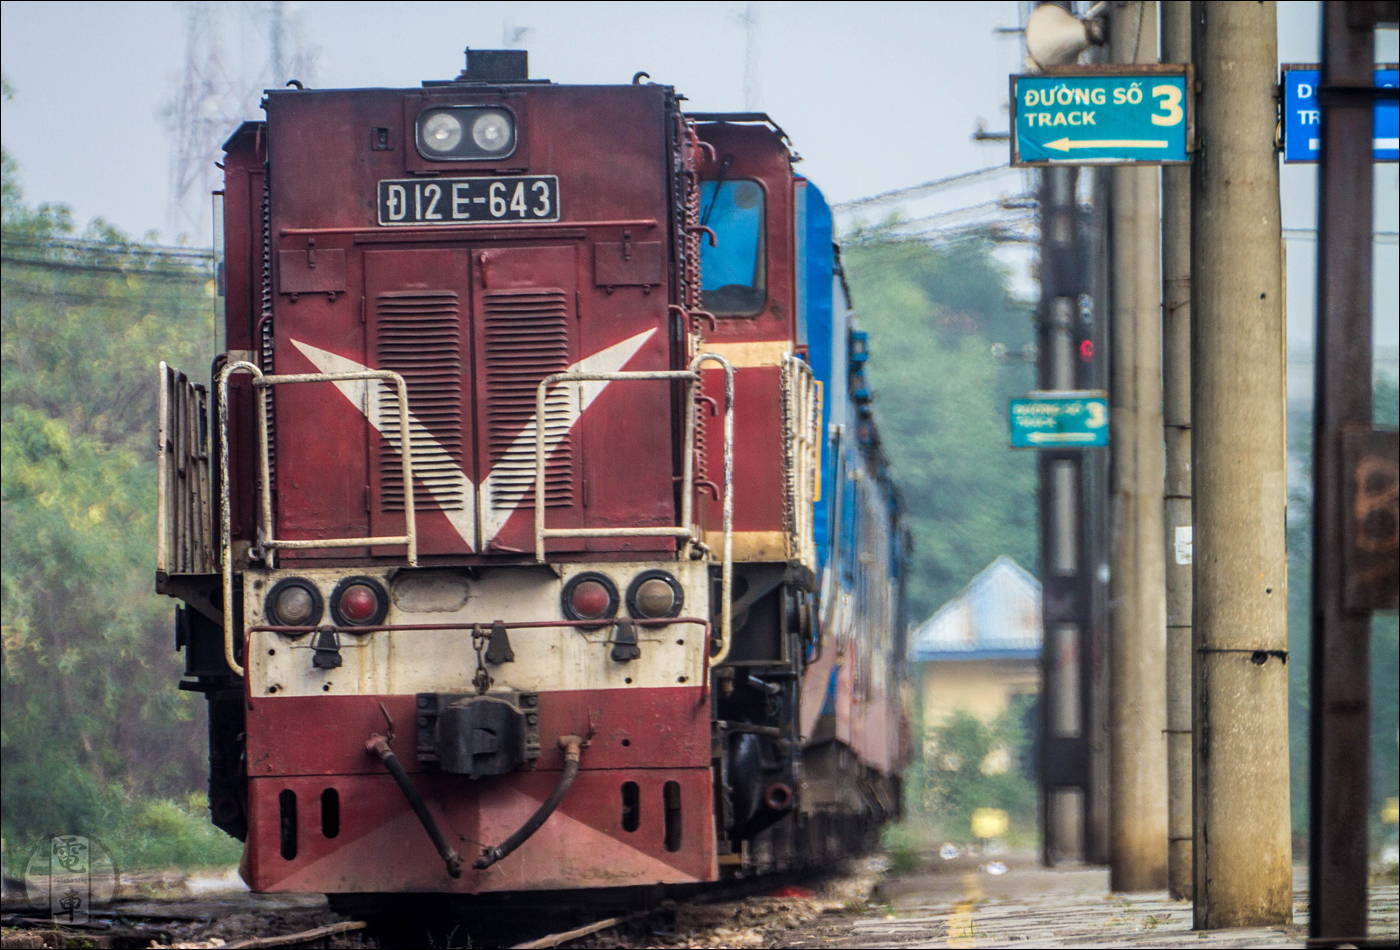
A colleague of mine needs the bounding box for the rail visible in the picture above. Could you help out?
[217,361,419,676]
[533,353,736,664]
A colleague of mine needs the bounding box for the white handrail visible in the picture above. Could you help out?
[217,362,419,677]
[530,355,736,665]
[690,354,736,666]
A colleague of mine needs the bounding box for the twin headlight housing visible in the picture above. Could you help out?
[417,107,516,160]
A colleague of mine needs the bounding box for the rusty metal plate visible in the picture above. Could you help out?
[594,240,663,287]
[277,248,346,294]
[1342,425,1399,612]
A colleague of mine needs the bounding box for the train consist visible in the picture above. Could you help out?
[157,48,908,897]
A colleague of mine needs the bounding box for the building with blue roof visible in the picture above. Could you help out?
[910,556,1042,730]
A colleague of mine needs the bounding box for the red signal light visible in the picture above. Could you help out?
[1080,339,1095,362]
[339,583,380,624]
[570,580,612,620]
[330,577,387,626]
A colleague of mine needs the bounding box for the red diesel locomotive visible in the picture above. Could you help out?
[157,47,908,897]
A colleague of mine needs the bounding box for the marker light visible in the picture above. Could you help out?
[266,578,322,627]
[421,112,464,153]
[331,576,389,627]
[472,111,512,151]
[340,586,378,622]
[562,573,619,623]
[626,570,685,620]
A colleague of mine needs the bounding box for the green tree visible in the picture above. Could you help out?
[922,704,1038,843]
[2,132,230,866]
[842,237,1038,619]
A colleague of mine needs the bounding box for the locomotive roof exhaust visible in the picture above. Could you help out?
[457,47,529,83]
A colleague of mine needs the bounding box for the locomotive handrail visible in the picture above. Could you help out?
[532,354,736,665]
[690,354,736,666]
[217,362,419,677]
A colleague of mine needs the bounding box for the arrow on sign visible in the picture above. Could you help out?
[1044,137,1169,152]
[1027,431,1099,444]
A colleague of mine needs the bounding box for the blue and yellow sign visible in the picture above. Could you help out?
[1012,68,1190,166]
[1009,391,1109,449]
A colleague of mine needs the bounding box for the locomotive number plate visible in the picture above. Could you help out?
[377,175,559,226]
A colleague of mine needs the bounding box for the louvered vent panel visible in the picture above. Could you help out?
[375,290,466,511]
[484,290,575,509]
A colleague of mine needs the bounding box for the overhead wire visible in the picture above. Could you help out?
[1,255,211,281]
[830,165,1017,213]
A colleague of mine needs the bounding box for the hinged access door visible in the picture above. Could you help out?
[471,245,584,554]
[365,248,477,555]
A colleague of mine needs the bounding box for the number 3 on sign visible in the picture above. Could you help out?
[1152,85,1184,126]
[1086,401,1107,428]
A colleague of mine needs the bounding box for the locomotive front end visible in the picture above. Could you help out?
[158,44,907,903]
[164,50,731,893]
[240,561,716,892]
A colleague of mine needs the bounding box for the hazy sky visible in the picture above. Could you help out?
[0,0,1031,237]
[1,1,1395,348]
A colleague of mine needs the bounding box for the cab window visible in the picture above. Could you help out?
[699,179,766,316]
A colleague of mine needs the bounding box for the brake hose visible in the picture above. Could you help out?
[364,733,463,878]
[474,734,585,870]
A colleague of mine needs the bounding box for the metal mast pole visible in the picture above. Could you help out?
[1189,0,1292,928]
[1159,0,1193,904]
[1310,0,1399,939]
[1038,161,1089,864]
[1107,0,1168,893]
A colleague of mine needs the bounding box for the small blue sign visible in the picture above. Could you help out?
[1012,70,1190,165]
[1282,66,1399,163]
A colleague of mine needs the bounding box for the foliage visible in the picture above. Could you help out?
[920,702,1038,845]
[1,138,221,868]
[104,794,244,871]
[880,821,925,874]
[842,238,1038,619]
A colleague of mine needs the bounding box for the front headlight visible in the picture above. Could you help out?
[266,578,323,627]
[472,111,512,152]
[627,570,685,620]
[416,107,516,160]
[421,112,464,153]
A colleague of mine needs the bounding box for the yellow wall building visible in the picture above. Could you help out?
[910,556,1042,730]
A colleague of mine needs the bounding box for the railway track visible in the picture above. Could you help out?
[0,858,883,949]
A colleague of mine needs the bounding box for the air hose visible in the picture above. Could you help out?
[474,734,585,870]
[364,733,463,878]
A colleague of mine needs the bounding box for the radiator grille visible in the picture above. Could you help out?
[374,290,467,511]
[483,289,574,509]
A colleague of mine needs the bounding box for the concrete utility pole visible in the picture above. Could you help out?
[1159,0,1193,904]
[1107,0,1168,894]
[1189,0,1292,928]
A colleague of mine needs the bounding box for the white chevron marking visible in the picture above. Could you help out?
[290,339,477,550]
[289,327,658,552]
[480,328,657,544]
